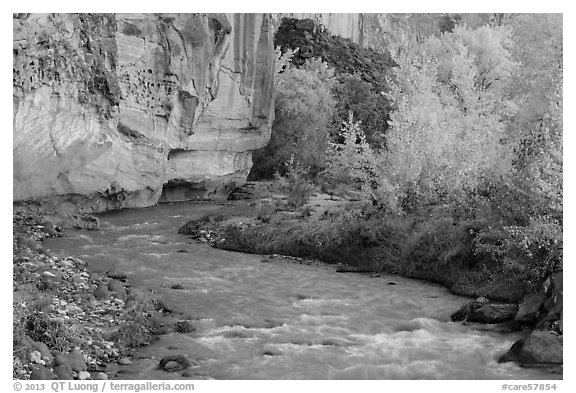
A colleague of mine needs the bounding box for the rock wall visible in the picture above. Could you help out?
[286,13,367,46]
[13,13,275,212]
[284,13,496,55]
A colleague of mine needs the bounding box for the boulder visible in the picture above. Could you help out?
[452,299,519,324]
[499,330,563,365]
[68,351,87,372]
[40,220,59,236]
[107,279,125,293]
[53,365,74,380]
[552,271,563,295]
[159,355,192,372]
[31,341,53,363]
[29,365,57,380]
[53,353,69,367]
[515,293,547,324]
[175,320,196,333]
[537,294,563,333]
[468,303,518,324]
[54,351,87,372]
[106,270,128,281]
[466,320,522,333]
[155,300,175,313]
[451,300,483,322]
[93,285,110,300]
[29,351,44,365]
[538,272,563,332]
[118,357,132,365]
[69,214,100,230]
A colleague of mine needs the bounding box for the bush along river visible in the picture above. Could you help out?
[44,201,561,380]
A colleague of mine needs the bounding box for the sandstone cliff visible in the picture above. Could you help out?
[13,13,275,212]
[285,13,496,55]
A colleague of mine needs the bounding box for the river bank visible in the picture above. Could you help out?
[13,189,562,379]
[12,203,195,380]
[179,182,563,372]
[38,199,559,379]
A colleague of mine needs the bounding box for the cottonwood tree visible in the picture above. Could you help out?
[250,58,336,179]
[478,14,563,278]
[383,25,515,210]
[323,112,398,210]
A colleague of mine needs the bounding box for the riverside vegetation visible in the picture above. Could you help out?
[182,15,563,369]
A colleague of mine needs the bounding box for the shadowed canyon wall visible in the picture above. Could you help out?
[13,13,275,212]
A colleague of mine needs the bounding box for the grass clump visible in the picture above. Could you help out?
[13,301,78,377]
[14,300,77,354]
[273,155,316,209]
[13,307,34,373]
[112,290,165,349]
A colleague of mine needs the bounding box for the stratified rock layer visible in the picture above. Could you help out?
[13,13,275,212]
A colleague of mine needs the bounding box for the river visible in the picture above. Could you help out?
[44,201,559,380]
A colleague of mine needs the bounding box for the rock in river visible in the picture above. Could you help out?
[452,300,518,324]
[515,293,547,324]
[107,279,125,293]
[469,303,518,323]
[499,330,563,365]
[175,320,196,333]
[159,355,193,372]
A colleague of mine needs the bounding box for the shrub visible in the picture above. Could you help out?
[113,290,164,349]
[273,155,315,209]
[13,307,34,368]
[20,304,77,352]
[256,202,284,223]
[401,215,480,276]
[322,112,399,212]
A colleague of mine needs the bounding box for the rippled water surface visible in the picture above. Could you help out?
[45,202,559,380]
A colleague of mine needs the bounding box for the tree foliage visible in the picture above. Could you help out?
[383,25,514,209]
[247,14,562,290]
[250,57,336,179]
[475,14,564,278]
[379,17,562,279]
[332,74,392,149]
[323,112,398,210]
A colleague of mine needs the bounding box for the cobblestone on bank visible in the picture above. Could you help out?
[12,203,173,380]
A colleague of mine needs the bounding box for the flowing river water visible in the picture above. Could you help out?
[45,201,559,380]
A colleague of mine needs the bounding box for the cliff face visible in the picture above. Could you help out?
[284,13,495,55]
[287,13,366,45]
[13,13,275,212]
